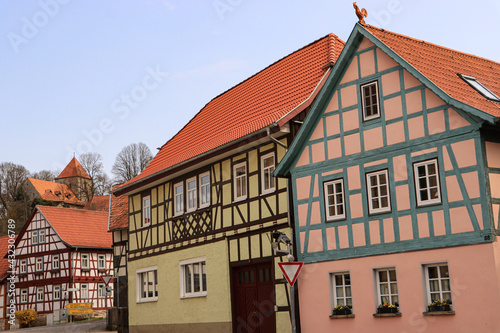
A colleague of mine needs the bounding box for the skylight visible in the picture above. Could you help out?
[458,74,500,102]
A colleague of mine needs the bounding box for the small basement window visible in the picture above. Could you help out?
[458,74,500,102]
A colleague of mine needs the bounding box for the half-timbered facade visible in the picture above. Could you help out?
[115,34,345,333]
[274,22,500,332]
[13,206,113,315]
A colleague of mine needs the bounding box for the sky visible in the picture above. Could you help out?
[1,0,499,178]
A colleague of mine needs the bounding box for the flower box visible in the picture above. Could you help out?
[332,308,352,316]
[377,307,398,314]
[428,304,451,312]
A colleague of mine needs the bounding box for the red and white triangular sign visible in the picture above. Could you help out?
[278,262,304,287]
[102,276,113,286]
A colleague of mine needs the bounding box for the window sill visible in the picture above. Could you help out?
[423,311,455,316]
[181,293,207,299]
[329,314,355,319]
[373,312,402,317]
[137,298,158,303]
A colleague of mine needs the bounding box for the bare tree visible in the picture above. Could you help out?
[31,169,57,182]
[111,142,153,183]
[78,152,112,200]
[0,162,30,219]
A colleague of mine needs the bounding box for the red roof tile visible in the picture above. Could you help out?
[0,236,15,281]
[37,205,111,248]
[109,193,128,231]
[55,157,91,180]
[27,178,85,206]
[84,195,110,212]
[365,25,500,118]
[118,34,345,192]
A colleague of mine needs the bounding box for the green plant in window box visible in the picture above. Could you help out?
[428,299,452,312]
[333,304,352,315]
[377,302,398,314]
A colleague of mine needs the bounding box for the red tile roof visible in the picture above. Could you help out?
[37,205,111,248]
[117,33,345,192]
[84,195,110,212]
[55,157,91,180]
[109,192,128,231]
[0,236,15,281]
[27,178,85,206]
[365,25,500,118]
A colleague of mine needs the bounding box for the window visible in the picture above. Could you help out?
[143,196,151,227]
[261,153,276,194]
[324,179,345,221]
[38,230,46,244]
[20,289,28,303]
[52,255,59,270]
[53,285,61,300]
[458,74,500,102]
[80,284,89,299]
[361,81,380,121]
[137,266,158,302]
[366,170,391,214]
[174,182,184,215]
[31,230,38,245]
[199,172,210,208]
[187,177,197,212]
[35,257,43,272]
[20,259,27,274]
[98,254,106,270]
[414,159,441,206]
[375,268,399,307]
[180,257,207,298]
[234,162,247,201]
[36,287,44,302]
[81,254,89,270]
[98,284,106,298]
[424,263,452,304]
[331,272,352,309]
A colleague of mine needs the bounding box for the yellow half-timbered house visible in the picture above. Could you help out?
[114,34,344,333]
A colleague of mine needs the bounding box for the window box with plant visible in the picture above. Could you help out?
[427,299,452,312]
[377,302,399,314]
[332,304,352,316]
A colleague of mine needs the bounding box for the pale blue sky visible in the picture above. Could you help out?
[1,0,499,177]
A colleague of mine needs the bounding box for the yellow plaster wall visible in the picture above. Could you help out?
[128,240,232,327]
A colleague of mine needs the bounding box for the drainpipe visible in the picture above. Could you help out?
[266,126,288,151]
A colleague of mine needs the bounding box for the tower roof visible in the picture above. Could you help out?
[55,157,91,180]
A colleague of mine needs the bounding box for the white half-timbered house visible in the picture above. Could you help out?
[13,205,113,314]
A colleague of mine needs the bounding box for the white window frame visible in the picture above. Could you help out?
[80,284,89,299]
[81,253,89,270]
[179,257,207,298]
[414,159,441,206]
[20,289,28,303]
[20,259,27,274]
[98,254,106,270]
[375,268,399,307]
[38,229,46,244]
[186,177,197,212]
[136,266,158,303]
[459,74,500,101]
[142,195,151,227]
[98,283,106,298]
[35,257,43,272]
[31,230,38,245]
[324,179,346,221]
[53,285,61,300]
[366,169,391,214]
[233,162,247,201]
[261,153,276,195]
[199,172,210,209]
[331,272,352,309]
[174,182,184,216]
[361,81,380,121]
[423,263,452,305]
[52,254,60,270]
[36,286,44,302]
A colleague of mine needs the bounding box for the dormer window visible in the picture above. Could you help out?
[458,74,500,102]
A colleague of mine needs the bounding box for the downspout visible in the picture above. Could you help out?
[266,127,288,151]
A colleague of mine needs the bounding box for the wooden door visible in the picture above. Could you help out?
[232,262,275,333]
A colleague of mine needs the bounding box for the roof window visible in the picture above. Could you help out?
[458,74,500,102]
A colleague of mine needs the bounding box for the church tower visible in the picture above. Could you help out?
[55,157,92,203]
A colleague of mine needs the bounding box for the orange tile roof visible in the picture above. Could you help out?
[37,205,111,248]
[55,157,91,180]
[84,195,110,212]
[27,178,85,206]
[117,33,345,192]
[109,192,128,231]
[365,25,500,118]
[0,236,15,281]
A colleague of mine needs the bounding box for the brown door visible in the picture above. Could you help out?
[232,262,275,333]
